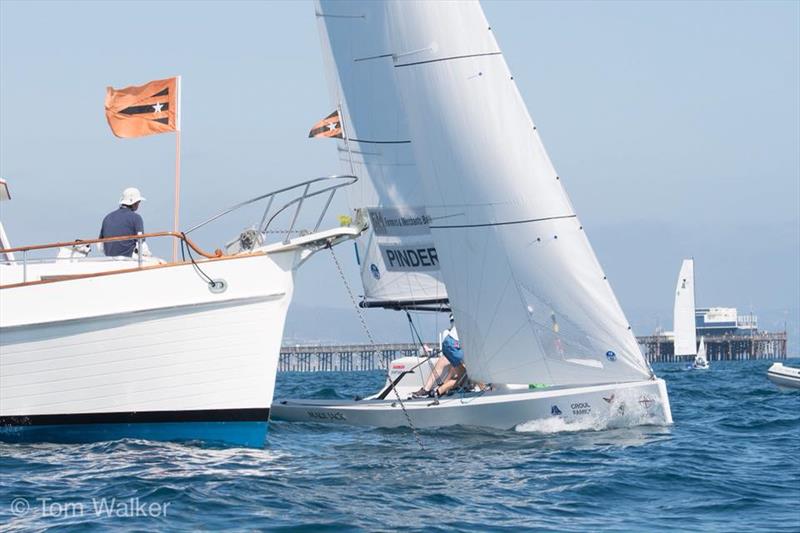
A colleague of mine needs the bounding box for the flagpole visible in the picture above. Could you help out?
[172,130,181,262]
[338,101,356,176]
[171,76,182,262]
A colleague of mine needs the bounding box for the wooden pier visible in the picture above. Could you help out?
[279,343,420,372]
[638,331,788,363]
[279,332,789,372]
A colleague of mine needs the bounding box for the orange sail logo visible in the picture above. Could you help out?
[105,77,180,138]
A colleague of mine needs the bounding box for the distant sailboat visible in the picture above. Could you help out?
[674,259,697,359]
[272,0,673,430]
[692,337,709,370]
[674,258,708,370]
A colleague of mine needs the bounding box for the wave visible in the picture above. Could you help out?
[515,387,668,435]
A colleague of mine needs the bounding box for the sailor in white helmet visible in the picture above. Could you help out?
[98,187,150,257]
[412,313,467,399]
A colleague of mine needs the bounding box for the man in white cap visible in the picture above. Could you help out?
[98,187,146,257]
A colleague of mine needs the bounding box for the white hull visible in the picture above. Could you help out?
[767,363,800,390]
[1,252,293,445]
[272,378,672,430]
[0,226,361,446]
[2,293,286,417]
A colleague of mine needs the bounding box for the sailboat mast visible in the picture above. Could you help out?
[337,101,357,177]
[692,256,697,353]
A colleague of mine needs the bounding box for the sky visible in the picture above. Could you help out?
[1,0,798,346]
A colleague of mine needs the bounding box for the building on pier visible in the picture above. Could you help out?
[695,307,757,337]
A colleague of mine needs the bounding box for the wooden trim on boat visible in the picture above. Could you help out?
[0,248,266,290]
[0,231,221,258]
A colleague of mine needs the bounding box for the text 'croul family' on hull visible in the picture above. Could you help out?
[272,0,673,431]
[0,176,363,447]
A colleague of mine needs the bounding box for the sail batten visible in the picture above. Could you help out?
[430,214,576,230]
[386,0,651,385]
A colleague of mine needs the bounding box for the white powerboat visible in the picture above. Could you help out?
[272,1,673,430]
[767,362,800,390]
[1,176,362,446]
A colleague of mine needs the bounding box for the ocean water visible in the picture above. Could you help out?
[1,360,798,532]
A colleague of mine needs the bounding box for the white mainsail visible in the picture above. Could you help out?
[385,0,652,386]
[315,0,448,309]
[673,259,697,356]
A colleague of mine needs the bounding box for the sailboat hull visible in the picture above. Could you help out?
[272,378,672,430]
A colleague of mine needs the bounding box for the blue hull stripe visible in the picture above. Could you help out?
[0,408,269,426]
[0,421,268,448]
[0,408,270,447]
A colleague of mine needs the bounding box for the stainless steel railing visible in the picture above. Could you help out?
[185,175,358,245]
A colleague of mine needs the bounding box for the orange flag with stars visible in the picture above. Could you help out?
[105,77,180,138]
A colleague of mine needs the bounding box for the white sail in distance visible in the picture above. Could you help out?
[673,259,697,356]
[697,337,707,361]
[315,0,448,309]
[385,0,652,385]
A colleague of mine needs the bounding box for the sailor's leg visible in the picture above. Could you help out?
[421,356,449,392]
[436,364,466,396]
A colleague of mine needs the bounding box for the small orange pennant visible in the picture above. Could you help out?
[308,110,343,139]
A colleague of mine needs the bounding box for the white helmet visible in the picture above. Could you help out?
[119,187,146,206]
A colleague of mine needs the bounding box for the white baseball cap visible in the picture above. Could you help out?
[119,187,146,206]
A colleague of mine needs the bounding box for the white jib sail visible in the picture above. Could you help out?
[673,259,697,356]
[315,0,448,308]
[385,0,652,386]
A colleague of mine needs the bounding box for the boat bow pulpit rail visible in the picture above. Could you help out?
[185,174,358,248]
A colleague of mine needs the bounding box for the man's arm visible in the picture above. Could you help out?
[134,213,151,256]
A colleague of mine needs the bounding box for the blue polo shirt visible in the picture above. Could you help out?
[441,334,465,367]
[99,206,144,257]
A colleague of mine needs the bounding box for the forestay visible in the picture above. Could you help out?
[315,0,448,309]
[673,259,697,356]
[385,0,652,385]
